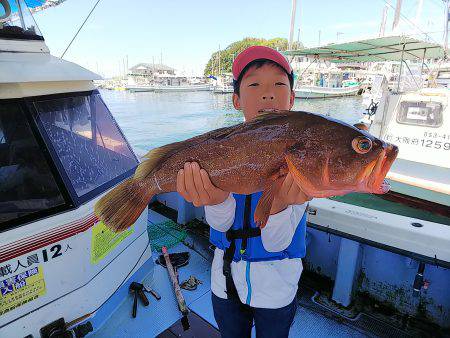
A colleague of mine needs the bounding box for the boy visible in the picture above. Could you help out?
[176,46,310,338]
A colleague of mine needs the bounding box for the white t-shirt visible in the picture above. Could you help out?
[205,193,307,309]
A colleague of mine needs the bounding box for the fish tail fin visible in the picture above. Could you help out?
[95,142,185,232]
[94,177,155,232]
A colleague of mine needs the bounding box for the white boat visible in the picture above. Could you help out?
[153,83,211,92]
[0,2,151,336]
[211,74,234,94]
[295,84,361,99]
[212,85,233,93]
[126,84,155,92]
[287,36,447,204]
[369,87,450,206]
[127,84,211,92]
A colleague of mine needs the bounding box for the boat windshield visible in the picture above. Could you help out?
[0,103,65,227]
[33,92,138,199]
[0,0,43,40]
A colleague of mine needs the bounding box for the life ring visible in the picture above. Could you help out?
[0,0,11,22]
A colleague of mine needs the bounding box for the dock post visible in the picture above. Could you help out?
[176,194,196,225]
[332,238,362,307]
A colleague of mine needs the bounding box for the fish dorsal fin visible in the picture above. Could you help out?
[135,126,238,180]
[135,142,185,180]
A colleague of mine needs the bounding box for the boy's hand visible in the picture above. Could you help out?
[177,162,229,207]
[270,172,312,215]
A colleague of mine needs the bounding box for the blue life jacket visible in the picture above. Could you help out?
[209,192,307,262]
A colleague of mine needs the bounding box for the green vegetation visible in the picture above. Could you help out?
[204,37,302,76]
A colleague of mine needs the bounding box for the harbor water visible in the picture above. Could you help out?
[101,90,367,156]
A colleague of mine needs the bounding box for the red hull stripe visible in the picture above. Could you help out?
[0,214,98,264]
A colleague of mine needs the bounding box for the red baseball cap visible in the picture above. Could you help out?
[232,45,293,81]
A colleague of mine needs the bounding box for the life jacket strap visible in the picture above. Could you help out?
[223,194,257,301]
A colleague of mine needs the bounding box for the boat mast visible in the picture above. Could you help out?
[16,0,26,29]
[218,45,221,76]
[379,4,388,37]
[444,0,449,54]
[289,0,297,50]
[392,0,402,32]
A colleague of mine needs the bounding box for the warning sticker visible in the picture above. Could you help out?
[91,221,134,264]
[0,266,46,316]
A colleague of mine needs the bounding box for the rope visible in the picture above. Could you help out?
[61,0,103,58]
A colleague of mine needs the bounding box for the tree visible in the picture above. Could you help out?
[204,37,302,76]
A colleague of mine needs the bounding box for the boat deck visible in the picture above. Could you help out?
[89,209,423,338]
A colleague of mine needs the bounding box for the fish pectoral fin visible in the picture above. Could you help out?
[254,175,285,228]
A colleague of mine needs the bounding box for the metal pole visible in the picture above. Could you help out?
[318,30,321,46]
[420,48,426,79]
[379,4,388,37]
[15,0,26,30]
[444,0,449,56]
[289,0,297,50]
[397,44,405,93]
[392,0,403,31]
[218,45,221,76]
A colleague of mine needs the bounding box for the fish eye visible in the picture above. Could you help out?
[352,136,372,154]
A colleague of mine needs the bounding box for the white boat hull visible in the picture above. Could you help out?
[126,85,155,92]
[154,84,211,92]
[295,85,361,99]
[212,85,233,94]
[368,88,450,206]
[127,84,211,92]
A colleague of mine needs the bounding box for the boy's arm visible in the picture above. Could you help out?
[204,193,236,232]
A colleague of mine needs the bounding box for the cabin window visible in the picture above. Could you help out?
[34,92,138,198]
[0,102,65,226]
[396,101,443,128]
[0,0,43,40]
[437,71,450,80]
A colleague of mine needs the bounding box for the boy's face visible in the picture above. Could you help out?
[232,63,295,121]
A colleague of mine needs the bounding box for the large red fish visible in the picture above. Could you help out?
[95,111,398,232]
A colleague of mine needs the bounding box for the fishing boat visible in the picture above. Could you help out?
[285,35,450,332]
[126,84,155,92]
[127,83,211,93]
[1,2,449,337]
[212,85,233,94]
[0,1,153,336]
[294,84,361,99]
[211,74,234,94]
[293,62,362,99]
[153,83,211,92]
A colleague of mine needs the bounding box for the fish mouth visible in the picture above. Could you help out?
[367,143,398,194]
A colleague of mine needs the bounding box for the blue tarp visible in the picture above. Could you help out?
[8,0,46,12]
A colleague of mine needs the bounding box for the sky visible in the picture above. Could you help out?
[30,0,446,78]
